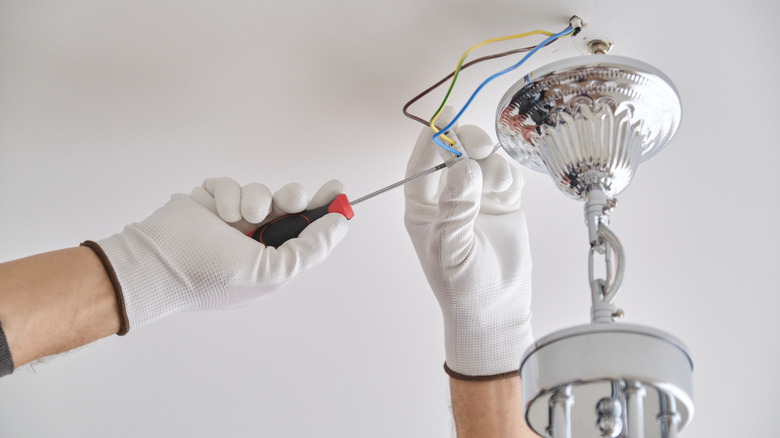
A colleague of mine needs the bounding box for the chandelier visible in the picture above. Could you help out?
[496,54,693,438]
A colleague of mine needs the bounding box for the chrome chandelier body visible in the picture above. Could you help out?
[496,55,692,438]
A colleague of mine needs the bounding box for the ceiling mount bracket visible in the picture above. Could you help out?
[587,39,612,54]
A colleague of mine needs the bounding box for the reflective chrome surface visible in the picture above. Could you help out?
[549,386,574,438]
[596,396,623,437]
[658,390,681,438]
[625,381,647,438]
[520,323,694,437]
[496,55,681,200]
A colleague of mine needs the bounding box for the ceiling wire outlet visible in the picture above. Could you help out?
[568,15,586,35]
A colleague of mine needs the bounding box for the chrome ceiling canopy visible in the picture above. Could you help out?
[496,55,682,200]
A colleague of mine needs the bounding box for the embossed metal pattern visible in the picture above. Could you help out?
[496,55,681,200]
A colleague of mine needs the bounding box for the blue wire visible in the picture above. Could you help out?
[433,26,575,155]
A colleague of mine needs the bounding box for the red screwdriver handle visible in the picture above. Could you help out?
[249,194,354,248]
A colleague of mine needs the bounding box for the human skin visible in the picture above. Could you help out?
[0,247,534,437]
[0,247,119,368]
[450,376,536,437]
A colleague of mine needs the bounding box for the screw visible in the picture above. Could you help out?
[612,309,624,318]
[588,39,612,55]
[603,198,618,213]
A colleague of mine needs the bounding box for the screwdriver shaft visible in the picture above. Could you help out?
[350,162,447,206]
[249,162,449,247]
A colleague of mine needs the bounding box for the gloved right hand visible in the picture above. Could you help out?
[404,108,533,380]
[84,178,348,335]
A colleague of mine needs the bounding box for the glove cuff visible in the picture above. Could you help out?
[91,225,191,333]
[443,363,518,381]
[440,273,534,379]
[81,240,130,335]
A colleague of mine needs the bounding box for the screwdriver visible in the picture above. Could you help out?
[249,162,449,248]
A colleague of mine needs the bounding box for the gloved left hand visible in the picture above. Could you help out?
[85,177,348,335]
[404,107,533,380]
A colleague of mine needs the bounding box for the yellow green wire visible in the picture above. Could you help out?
[429,29,559,146]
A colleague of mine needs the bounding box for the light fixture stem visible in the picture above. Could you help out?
[600,224,625,303]
[584,185,610,247]
[588,222,625,322]
[624,381,647,438]
[547,385,573,438]
[658,390,681,438]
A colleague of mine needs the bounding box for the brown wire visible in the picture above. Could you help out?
[402,41,559,127]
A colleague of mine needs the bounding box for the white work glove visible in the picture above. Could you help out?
[86,178,348,335]
[404,108,533,380]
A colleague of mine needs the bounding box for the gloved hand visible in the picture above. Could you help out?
[85,178,348,335]
[404,108,533,380]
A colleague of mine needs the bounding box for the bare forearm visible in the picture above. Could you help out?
[450,376,536,438]
[0,247,120,368]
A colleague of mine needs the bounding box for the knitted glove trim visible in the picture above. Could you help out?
[443,362,518,382]
[81,240,130,336]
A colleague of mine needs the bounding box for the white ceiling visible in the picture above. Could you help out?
[1,1,778,437]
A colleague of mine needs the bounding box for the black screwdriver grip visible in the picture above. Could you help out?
[249,194,353,248]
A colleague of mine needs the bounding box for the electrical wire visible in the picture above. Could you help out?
[402,33,568,127]
[402,45,537,127]
[428,30,557,148]
[432,26,575,154]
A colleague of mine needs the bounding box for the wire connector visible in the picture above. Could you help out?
[568,15,586,36]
